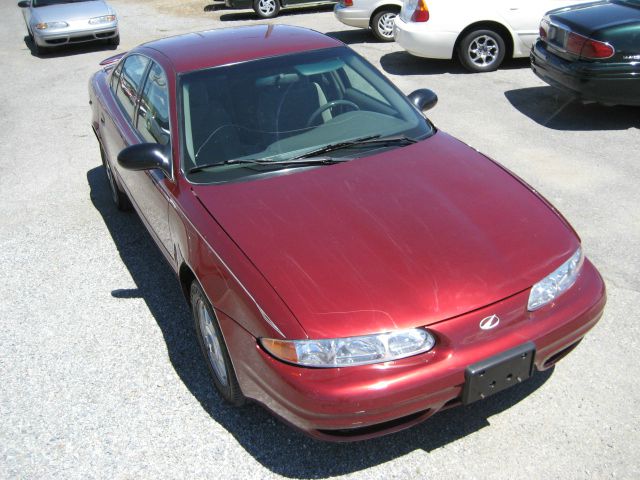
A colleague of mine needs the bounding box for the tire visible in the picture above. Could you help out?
[371,9,399,42]
[109,34,120,47]
[100,145,131,211]
[191,281,245,406]
[457,29,506,73]
[253,0,280,18]
[33,41,49,56]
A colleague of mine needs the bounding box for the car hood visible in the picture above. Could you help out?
[32,1,111,23]
[192,132,578,339]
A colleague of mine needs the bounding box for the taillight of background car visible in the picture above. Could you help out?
[539,17,614,60]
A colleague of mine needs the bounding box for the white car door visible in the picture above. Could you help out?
[498,0,577,55]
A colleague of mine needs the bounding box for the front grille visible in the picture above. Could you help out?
[543,339,582,368]
[317,409,430,438]
[69,35,94,43]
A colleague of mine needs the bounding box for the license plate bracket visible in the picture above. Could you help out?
[462,342,535,405]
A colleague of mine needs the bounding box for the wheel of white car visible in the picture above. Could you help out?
[191,280,245,406]
[457,29,506,73]
[253,0,280,18]
[371,8,399,42]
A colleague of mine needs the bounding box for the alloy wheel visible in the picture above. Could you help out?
[196,298,229,386]
[467,35,500,68]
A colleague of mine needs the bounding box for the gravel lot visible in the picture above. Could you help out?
[1,1,638,479]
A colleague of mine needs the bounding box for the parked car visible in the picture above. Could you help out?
[17,0,119,55]
[90,25,606,441]
[334,0,403,41]
[224,0,336,19]
[531,0,640,106]
[394,0,590,72]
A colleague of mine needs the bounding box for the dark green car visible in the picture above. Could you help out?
[530,0,640,106]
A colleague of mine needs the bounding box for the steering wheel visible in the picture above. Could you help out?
[307,100,360,127]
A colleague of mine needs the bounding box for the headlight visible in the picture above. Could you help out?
[261,328,436,368]
[35,21,68,30]
[527,248,583,311]
[89,15,116,24]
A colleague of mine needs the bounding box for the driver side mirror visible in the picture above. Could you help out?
[408,89,438,112]
[118,143,171,177]
[17,1,31,7]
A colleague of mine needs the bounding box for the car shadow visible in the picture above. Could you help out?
[380,51,531,76]
[219,4,334,21]
[325,29,377,45]
[505,86,640,131]
[204,3,226,12]
[88,165,554,478]
[23,35,117,58]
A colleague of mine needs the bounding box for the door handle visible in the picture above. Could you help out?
[100,115,105,124]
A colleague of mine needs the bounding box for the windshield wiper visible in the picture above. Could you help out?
[188,157,348,174]
[289,134,418,161]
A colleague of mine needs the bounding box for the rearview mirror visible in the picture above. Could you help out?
[118,143,171,177]
[18,1,31,8]
[408,89,438,112]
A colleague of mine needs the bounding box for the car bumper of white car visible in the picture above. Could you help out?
[33,24,118,47]
[394,17,456,59]
[334,4,372,29]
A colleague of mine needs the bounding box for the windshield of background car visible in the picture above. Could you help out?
[179,46,433,183]
[33,0,98,6]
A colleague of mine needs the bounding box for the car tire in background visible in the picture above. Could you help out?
[457,29,506,72]
[100,146,131,211]
[109,34,120,47]
[253,0,280,18]
[191,281,245,406]
[371,8,400,42]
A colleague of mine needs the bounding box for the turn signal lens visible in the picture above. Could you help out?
[341,0,353,6]
[261,328,436,368]
[411,0,429,22]
[566,32,614,59]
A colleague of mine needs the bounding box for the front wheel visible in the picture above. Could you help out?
[191,281,245,406]
[371,9,398,42]
[109,34,120,47]
[100,145,131,211]
[457,29,506,73]
[253,0,280,18]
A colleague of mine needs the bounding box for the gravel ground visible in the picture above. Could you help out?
[1,1,638,479]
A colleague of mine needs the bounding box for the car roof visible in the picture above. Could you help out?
[137,25,344,74]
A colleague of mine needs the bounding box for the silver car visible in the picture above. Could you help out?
[18,0,119,55]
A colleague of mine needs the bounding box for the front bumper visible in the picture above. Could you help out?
[394,17,456,59]
[33,23,118,47]
[531,40,640,106]
[220,258,606,441]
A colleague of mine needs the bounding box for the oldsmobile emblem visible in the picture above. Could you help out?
[479,314,500,330]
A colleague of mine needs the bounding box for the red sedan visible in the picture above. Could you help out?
[89,25,606,441]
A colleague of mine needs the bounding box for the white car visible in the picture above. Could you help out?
[334,0,403,41]
[394,0,587,72]
[18,0,119,55]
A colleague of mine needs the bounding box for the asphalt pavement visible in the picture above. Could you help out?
[0,1,638,479]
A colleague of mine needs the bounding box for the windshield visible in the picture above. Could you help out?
[33,0,97,6]
[179,47,433,183]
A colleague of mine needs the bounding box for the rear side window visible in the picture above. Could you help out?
[110,62,123,94]
[136,62,170,146]
[116,55,150,121]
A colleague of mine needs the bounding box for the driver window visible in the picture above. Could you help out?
[136,62,170,146]
[115,55,150,121]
